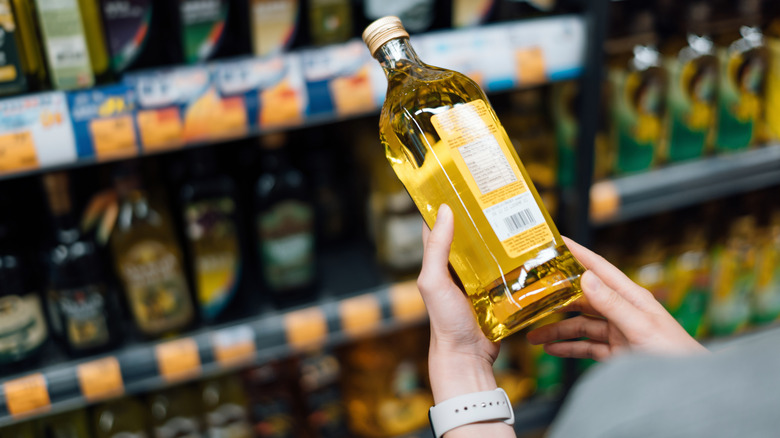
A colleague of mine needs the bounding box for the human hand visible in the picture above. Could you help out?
[417,204,500,403]
[527,237,708,361]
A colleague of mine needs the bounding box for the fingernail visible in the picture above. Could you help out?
[437,204,452,223]
[581,271,603,295]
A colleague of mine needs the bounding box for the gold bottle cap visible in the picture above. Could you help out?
[362,16,410,56]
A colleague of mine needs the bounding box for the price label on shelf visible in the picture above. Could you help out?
[589,181,620,223]
[136,108,184,152]
[389,281,427,323]
[284,307,327,348]
[340,294,381,336]
[515,46,547,85]
[155,338,202,383]
[77,357,124,402]
[89,115,138,160]
[0,131,38,173]
[213,325,256,367]
[3,374,50,418]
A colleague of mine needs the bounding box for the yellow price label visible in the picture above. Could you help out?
[389,281,427,323]
[137,108,184,152]
[3,374,50,418]
[329,66,376,117]
[77,357,124,402]
[516,46,547,85]
[0,131,38,174]
[213,325,256,367]
[340,294,381,337]
[156,338,201,383]
[284,307,327,349]
[89,116,138,160]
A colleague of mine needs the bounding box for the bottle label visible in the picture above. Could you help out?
[250,0,299,57]
[185,197,240,321]
[665,53,717,162]
[0,294,48,364]
[120,240,193,334]
[206,403,252,438]
[154,416,200,438]
[258,200,315,291]
[364,0,434,33]
[714,41,768,151]
[47,285,110,350]
[35,0,94,89]
[101,0,153,72]
[0,0,26,93]
[709,246,754,335]
[753,243,780,323]
[383,213,424,270]
[431,99,553,258]
[179,0,228,63]
[609,66,665,173]
[452,0,493,28]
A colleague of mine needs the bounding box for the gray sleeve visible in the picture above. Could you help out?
[546,329,780,438]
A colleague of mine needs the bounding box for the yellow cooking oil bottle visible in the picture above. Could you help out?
[362,17,585,341]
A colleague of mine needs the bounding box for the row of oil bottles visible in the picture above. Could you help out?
[0,324,565,438]
[594,187,780,338]
[575,0,780,180]
[0,122,432,369]
[0,0,577,95]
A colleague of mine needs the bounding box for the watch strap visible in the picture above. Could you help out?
[428,388,515,438]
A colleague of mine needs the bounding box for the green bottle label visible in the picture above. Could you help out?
[665,54,717,162]
[258,200,315,292]
[714,41,768,151]
[610,66,665,174]
[179,0,228,63]
[34,0,94,90]
[0,0,27,95]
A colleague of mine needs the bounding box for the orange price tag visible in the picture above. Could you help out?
[516,46,547,85]
[156,338,202,383]
[284,307,327,349]
[210,97,248,141]
[340,294,381,336]
[329,66,376,117]
[213,325,256,367]
[77,357,124,402]
[589,181,620,224]
[3,374,50,418]
[0,131,38,174]
[389,281,427,323]
[137,108,184,152]
[89,115,138,160]
[260,81,303,128]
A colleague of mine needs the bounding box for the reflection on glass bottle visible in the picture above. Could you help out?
[111,163,194,337]
[93,397,152,438]
[181,149,242,322]
[42,172,119,355]
[200,375,253,438]
[255,134,316,306]
[148,385,203,438]
[0,252,47,366]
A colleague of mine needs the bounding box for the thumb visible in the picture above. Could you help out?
[581,271,647,334]
[419,204,454,287]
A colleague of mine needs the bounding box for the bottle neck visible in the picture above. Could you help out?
[375,38,424,76]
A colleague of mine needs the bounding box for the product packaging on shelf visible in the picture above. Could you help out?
[0,0,29,96]
[250,0,300,57]
[33,0,95,90]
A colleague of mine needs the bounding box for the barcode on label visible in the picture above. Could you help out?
[504,209,537,234]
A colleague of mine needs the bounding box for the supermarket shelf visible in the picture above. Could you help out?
[0,280,427,426]
[0,15,586,182]
[589,144,780,225]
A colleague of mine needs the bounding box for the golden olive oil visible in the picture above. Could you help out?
[364,17,584,341]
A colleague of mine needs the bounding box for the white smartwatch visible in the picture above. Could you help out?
[428,388,515,438]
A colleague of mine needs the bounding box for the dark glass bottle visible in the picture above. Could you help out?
[175,0,251,64]
[0,251,47,367]
[255,134,317,307]
[42,172,120,355]
[180,148,243,322]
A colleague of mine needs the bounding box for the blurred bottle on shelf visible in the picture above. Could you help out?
[148,385,203,438]
[9,0,47,91]
[659,0,718,163]
[765,4,780,141]
[339,326,432,437]
[361,0,446,34]
[180,149,243,323]
[99,0,179,73]
[37,408,91,438]
[77,0,112,83]
[527,313,565,398]
[300,138,348,245]
[630,222,670,308]
[452,0,494,28]
[249,0,299,57]
[298,349,349,437]
[176,0,251,64]
[32,0,95,90]
[92,397,152,438]
[3,421,36,438]
[493,0,557,21]
[0,0,29,96]
[243,361,303,438]
[200,374,253,438]
[712,0,769,152]
[606,6,667,174]
[110,162,195,337]
[0,251,47,367]
[42,171,120,355]
[493,335,535,405]
[708,215,757,336]
[308,0,353,46]
[751,205,780,324]
[254,134,317,307]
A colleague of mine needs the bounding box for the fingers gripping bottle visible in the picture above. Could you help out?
[363,17,585,341]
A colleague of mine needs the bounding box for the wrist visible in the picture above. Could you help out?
[428,345,498,404]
